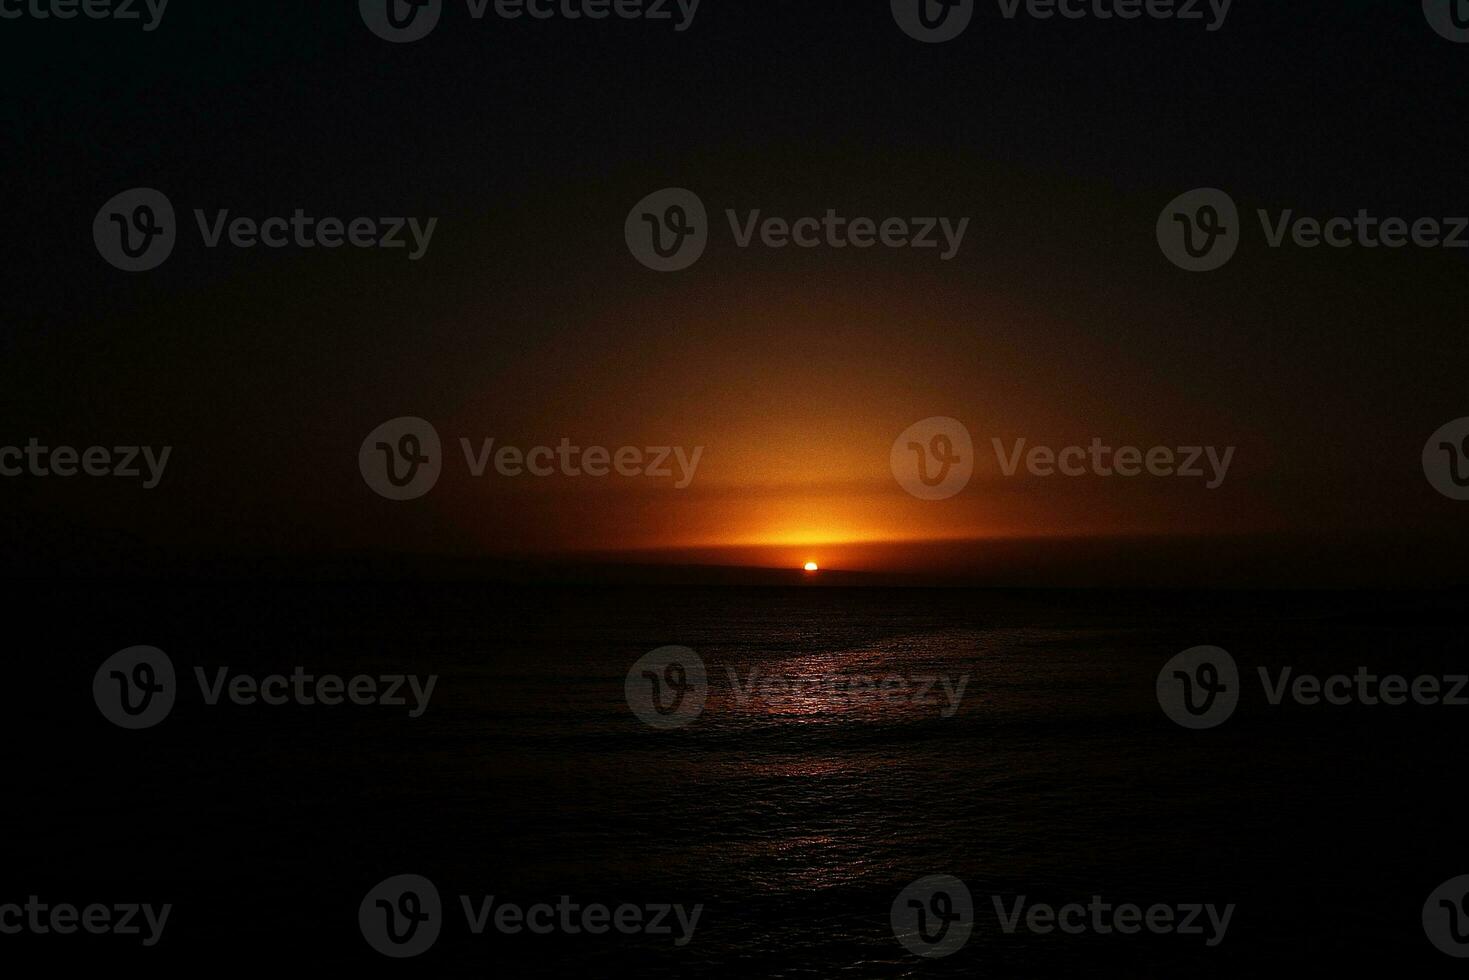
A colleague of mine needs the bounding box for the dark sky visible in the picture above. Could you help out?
[2,1,1467,583]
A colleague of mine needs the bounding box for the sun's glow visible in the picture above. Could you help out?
[803,561,819,572]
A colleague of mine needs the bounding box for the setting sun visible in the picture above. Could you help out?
[803,562,819,572]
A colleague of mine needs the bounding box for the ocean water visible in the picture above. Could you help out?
[9,584,1467,975]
